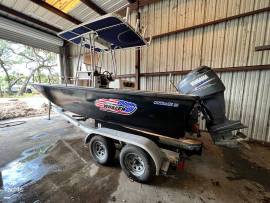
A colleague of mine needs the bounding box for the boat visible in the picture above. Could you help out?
[33,13,245,146]
[33,83,198,139]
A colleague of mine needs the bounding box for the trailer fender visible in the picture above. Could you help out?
[84,133,95,144]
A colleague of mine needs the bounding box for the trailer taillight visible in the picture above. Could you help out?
[177,160,185,170]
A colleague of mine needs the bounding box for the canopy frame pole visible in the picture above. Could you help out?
[111,49,117,77]
[89,33,92,86]
[100,50,104,71]
[92,34,96,79]
[75,38,84,86]
[89,32,96,87]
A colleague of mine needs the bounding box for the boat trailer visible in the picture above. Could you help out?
[51,105,202,182]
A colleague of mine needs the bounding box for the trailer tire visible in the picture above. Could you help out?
[89,135,115,165]
[120,145,156,183]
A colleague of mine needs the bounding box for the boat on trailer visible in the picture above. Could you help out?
[33,11,245,183]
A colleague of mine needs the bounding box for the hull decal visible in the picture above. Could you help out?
[95,98,137,115]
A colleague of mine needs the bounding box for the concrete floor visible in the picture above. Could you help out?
[0,116,270,203]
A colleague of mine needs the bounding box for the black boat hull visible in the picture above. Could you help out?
[33,84,198,139]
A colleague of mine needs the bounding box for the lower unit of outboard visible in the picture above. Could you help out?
[177,66,246,146]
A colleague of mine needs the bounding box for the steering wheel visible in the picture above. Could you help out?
[102,71,112,77]
[102,71,113,81]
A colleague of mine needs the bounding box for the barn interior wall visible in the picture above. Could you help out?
[69,0,270,142]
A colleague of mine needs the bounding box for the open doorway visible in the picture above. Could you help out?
[0,39,60,120]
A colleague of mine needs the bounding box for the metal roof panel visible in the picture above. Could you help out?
[0,0,129,31]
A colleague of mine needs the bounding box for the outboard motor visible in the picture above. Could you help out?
[177,66,246,146]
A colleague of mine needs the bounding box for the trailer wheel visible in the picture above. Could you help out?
[89,135,115,165]
[120,145,156,183]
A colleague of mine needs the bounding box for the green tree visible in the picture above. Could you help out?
[0,40,19,94]
[0,39,58,96]
[10,46,57,95]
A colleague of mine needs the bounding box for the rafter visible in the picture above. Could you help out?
[255,45,270,52]
[29,0,82,25]
[0,3,62,33]
[127,0,137,3]
[80,0,106,15]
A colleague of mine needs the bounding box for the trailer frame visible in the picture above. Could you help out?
[51,104,202,181]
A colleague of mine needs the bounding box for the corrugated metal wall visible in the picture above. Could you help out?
[139,0,270,142]
[140,0,270,74]
[69,0,270,142]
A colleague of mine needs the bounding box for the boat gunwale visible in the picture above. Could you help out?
[32,83,199,101]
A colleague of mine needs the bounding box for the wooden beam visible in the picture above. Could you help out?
[255,45,270,52]
[127,0,137,3]
[60,41,72,84]
[117,65,270,78]
[0,3,62,32]
[213,65,270,73]
[141,65,270,76]
[148,6,270,40]
[80,0,106,15]
[117,0,160,16]
[0,171,2,189]
[29,0,82,25]
[117,74,136,78]
[248,139,270,147]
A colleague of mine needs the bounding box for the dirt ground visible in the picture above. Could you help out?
[0,116,270,203]
[0,95,48,121]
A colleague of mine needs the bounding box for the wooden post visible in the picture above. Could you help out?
[135,1,141,90]
[0,171,3,189]
[60,42,70,85]
[0,86,3,97]
[48,101,51,120]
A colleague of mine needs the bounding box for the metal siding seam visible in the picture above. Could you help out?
[246,71,259,138]
[175,32,184,71]
[261,70,270,141]
[227,72,235,119]
[247,10,258,66]
[181,0,187,70]
[250,12,270,140]
[250,70,262,140]
[176,0,186,30]
[260,13,270,142]
[198,0,207,66]
[257,71,268,141]
[239,71,250,136]
[140,76,145,90]
[221,72,232,118]
[147,3,155,91]
[154,1,161,91]
[262,12,270,64]
[238,71,248,135]
[147,4,156,91]
[236,72,245,120]
[163,1,170,91]
[267,95,270,142]
[171,31,178,91]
